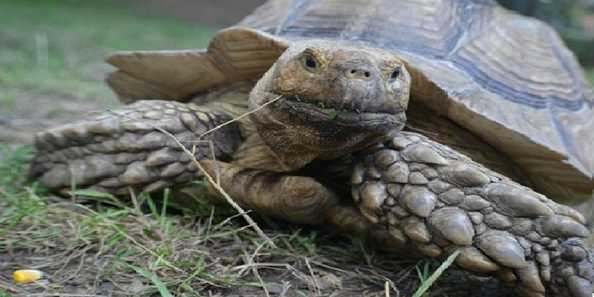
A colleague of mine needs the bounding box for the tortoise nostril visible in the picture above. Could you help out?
[346,68,372,79]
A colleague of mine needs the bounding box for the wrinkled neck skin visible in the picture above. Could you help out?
[248,42,411,171]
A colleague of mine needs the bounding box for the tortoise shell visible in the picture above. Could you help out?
[106,0,593,206]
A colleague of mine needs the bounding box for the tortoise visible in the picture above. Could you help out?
[28,0,594,296]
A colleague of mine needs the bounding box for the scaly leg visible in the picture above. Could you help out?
[29,100,242,195]
[351,131,593,297]
[198,160,349,225]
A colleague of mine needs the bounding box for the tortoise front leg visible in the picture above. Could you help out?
[198,160,368,228]
[29,100,242,195]
[352,131,593,297]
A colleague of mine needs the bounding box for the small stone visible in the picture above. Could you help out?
[461,195,490,211]
[401,144,448,165]
[402,217,431,243]
[408,172,428,184]
[401,186,437,217]
[476,231,527,269]
[439,188,465,205]
[440,161,490,187]
[484,212,512,229]
[428,207,474,246]
[383,162,409,183]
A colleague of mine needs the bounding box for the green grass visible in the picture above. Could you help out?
[0,0,216,110]
[2,144,445,296]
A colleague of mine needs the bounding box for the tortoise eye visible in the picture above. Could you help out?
[301,52,319,71]
[390,68,401,79]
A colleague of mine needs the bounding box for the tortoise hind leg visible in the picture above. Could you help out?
[352,131,593,297]
[29,100,242,195]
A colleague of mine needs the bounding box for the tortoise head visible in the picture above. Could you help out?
[249,41,411,169]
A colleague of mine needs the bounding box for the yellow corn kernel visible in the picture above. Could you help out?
[13,269,43,284]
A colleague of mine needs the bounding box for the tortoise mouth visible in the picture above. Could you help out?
[279,95,401,128]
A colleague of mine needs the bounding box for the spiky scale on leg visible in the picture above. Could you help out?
[351,131,593,297]
[29,100,242,195]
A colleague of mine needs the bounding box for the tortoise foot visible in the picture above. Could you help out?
[29,100,241,195]
[351,131,593,297]
[200,160,340,225]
